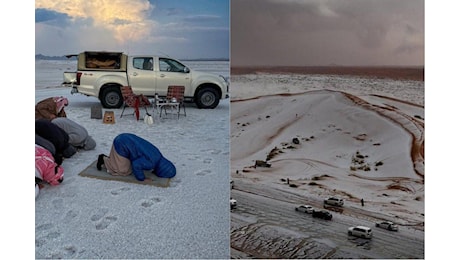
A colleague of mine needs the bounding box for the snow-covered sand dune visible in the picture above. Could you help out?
[231,74,424,226]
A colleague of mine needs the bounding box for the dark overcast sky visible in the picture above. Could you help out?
[231,0,424,66]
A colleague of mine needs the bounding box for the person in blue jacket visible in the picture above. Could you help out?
[97,133,176,181]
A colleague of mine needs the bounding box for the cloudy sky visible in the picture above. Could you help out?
[35,0,229,59]
[231,0,424,66]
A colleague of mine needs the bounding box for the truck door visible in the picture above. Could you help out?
[127,57,156,96]
[154,57,192,97]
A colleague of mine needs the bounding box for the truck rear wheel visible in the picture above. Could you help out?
[195,87,219,109]
[101,86,123,108]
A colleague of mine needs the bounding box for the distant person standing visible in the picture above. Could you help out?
[35,96,69,120]
[97,133,176,182]
[361,198,364,207]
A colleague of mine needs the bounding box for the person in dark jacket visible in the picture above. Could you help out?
[35,134,56,156]
[97,133,176,181]
[35,119,77,161]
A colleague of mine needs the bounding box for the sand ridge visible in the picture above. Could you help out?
[231,88,424,225]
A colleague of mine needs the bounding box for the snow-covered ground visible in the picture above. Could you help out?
[33,60,231,259]
[230,72,425,257]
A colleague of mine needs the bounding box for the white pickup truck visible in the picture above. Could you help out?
[62,51,229,109]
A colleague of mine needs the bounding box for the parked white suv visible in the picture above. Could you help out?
[295,205,314,214]
[324,197,344,206]
[375,221,398,231]
[348,226,373,239]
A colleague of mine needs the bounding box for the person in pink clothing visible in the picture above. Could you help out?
[35,144,64,198]
[35,144,64,186]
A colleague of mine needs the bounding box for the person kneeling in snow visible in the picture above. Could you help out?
[36,119,77,160]
[97,133,176,182]
[35,144,64,198]
[51,117,96,151]
[35,96,69,120]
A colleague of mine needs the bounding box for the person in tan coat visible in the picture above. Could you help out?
[35,96,68,120]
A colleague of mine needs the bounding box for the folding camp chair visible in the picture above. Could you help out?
[120,86,151,120]
[159,85,186,119]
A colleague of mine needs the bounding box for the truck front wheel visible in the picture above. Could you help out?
[101,86,123,108]
[195,87,219,109]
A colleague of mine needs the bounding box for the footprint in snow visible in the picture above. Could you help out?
[45,245,79,259]
[90,208,109,222]
[140,197,162,208]
[95,216,118,230]
[45,231,61,239]
[203,158,212,164]
[64,210,78,221]
[196,169,212,176]
[111,187,130,195]
[36,223,54,231]
[201,149,221,155]
[188,155,201,161]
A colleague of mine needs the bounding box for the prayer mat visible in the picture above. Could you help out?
[78,160,171,187]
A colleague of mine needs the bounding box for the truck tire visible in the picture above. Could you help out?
[101,86,123,108]
[195,87,219,109]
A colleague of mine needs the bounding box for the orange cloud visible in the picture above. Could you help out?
[36,0,155,43]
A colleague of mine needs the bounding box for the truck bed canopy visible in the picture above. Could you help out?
[75,51,127,71]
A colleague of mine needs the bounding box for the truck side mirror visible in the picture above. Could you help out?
[184,67,190,73]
